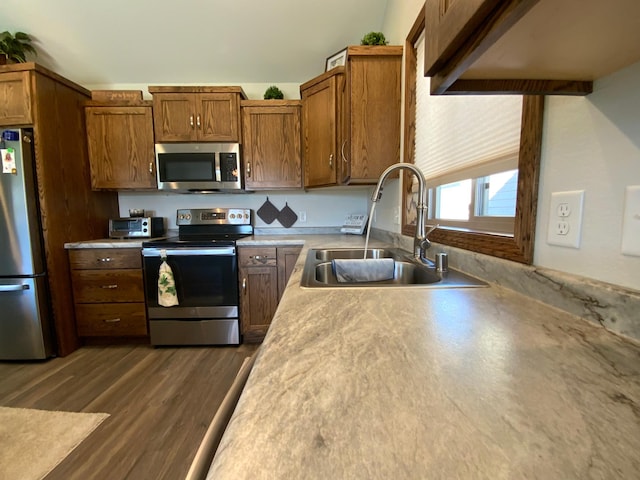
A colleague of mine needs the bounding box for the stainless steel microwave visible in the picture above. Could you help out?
[155,143,243,192]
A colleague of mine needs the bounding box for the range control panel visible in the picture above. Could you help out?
[176,208,252,226]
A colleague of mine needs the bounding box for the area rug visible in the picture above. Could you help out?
[0,406,109,480]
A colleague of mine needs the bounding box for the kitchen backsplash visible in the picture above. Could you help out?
[118,188,371,230]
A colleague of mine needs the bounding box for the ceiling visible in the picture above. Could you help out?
[3,0,389,88]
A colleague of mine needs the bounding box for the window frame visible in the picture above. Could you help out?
[401,7,544,264]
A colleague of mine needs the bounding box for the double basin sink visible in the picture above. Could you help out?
[300,247,488,289]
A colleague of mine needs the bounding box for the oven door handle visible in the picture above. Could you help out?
[142,247,236,257]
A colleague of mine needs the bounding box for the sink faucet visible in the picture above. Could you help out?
[371,162,437,266]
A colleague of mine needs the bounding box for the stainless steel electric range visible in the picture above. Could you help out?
[141,208,253,346]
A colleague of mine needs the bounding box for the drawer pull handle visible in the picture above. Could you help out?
[101,284,118,289]
[103,318,121,323]
[190,115,194,128]
[98,258,112,263]
[196,114,201,128]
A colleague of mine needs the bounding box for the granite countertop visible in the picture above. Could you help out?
[208,236,640,479]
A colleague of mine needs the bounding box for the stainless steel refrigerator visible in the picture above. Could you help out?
[0,128,55,359]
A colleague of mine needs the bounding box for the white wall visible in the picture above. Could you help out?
[381,0,640,291]
[535,62,640,290]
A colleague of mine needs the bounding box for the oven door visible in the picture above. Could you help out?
[142,246,240,345]
[142,246,238,318]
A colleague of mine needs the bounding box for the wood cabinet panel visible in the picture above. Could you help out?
[301,72,342,187]
[198,93,240,141]
[238,247,277,267]
[85,104,156,189]
[69,248,141,270]
[240,266,279,343]
[238,245,302,343]
[69,247,147,339]
[277,247,302,300]
[347,53,402,182]
[0,71,32,125]
[242,100,302,190]
[149,87,245,142]
[71,269,144,303]
[75,303,147,336]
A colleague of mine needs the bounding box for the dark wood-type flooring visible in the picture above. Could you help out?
[0,344,258,479]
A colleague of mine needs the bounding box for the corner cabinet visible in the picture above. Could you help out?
[149,86,246,142]
[238,245,302,343]
[69,248,148,339]
[241,100,303,190]
[85,92,157,190]
[300,46,403,187]
[423,0,640,95]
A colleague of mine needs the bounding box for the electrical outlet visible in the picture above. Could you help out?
[299,211,307,223]
[547,190,585,248]
[557,203,571,217]
[556,221,570,235]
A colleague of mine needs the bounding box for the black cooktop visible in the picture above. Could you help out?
[142,224,253,248]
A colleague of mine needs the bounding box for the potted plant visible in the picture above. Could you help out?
[360,31,389,46]
[0,31,37,64]
[263,85,284,100]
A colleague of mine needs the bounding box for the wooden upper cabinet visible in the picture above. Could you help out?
[300,69,344,188]
[241,100,302,190]
[0,70,33,126]
[346,46,402,183]
[424,0,640,95]
[424,0,503,77]
[85,99,157,190]
[148,86,246,142]
[301,46,403,187]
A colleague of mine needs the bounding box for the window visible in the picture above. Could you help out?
[401,10,544,264]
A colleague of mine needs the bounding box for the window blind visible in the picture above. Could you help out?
[414,32,523,180]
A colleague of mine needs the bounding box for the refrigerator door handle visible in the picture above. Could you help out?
[0,284,30,292]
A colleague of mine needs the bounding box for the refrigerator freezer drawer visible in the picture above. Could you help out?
[0,276,55,360]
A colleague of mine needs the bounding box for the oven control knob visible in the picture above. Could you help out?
[230,213,236,219]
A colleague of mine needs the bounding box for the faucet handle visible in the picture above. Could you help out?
[426,224,439,237]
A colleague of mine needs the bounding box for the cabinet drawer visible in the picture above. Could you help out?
[71,269,144,303]
[238,247,277,267]
[75,303,147,336]
[69,248,142,270]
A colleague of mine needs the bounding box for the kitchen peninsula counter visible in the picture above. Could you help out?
[210,235,640,479]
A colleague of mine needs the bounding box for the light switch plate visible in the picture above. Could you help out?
[547,190,585,248]
[621,185,640,256]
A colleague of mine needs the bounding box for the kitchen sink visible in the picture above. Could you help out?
[300,248,488,289]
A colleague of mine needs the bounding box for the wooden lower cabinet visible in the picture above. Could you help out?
[69,248,148,340]
[238,245,302,343]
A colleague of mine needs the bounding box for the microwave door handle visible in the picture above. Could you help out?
[142,247,236,257]
[215,152,222,182]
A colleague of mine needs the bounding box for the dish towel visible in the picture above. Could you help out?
[332,258,395,283]
[158,250,179,307]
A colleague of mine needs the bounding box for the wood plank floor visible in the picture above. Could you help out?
[0,343,258,480]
